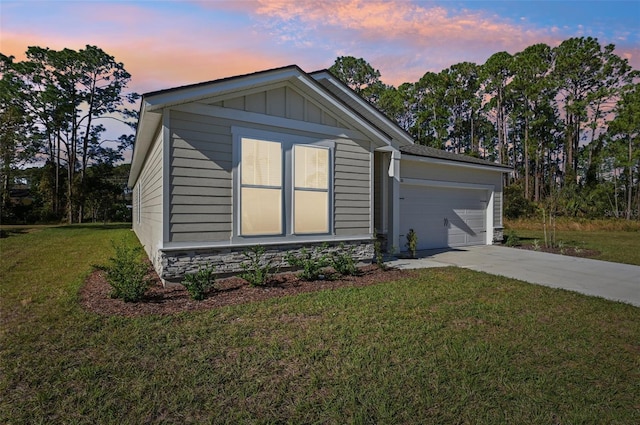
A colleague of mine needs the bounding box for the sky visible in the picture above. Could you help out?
[2,0,639,97]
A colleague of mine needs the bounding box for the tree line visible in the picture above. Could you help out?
[330,37,639,220]
[1,39,638,224]
[1,45,138,224]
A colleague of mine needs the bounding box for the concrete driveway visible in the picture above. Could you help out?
[388,245,640,307]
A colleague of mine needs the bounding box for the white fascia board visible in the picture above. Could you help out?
[402,153,512,173]
[127,103,162,187]
[311,71,414,146]
[289,75,395,148]
[172,102,367,140]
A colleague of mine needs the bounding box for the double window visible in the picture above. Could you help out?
[238,134,331,237]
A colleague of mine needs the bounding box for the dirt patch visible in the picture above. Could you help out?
[79,265,415,317]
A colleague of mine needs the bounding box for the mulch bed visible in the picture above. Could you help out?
[79,265,414,318]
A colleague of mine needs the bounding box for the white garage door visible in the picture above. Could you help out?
[400,184,487,250]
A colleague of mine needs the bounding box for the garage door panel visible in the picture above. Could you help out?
[400,184,486,250]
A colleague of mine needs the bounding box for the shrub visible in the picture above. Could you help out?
[373,232,384,269]
[104,240,152,302]
[504,231,520,247]
[239,245,278,287]
[285,245,330,281]
[405,228,418,258]
[182,265,217,300]
[504,184,536,219]
[331,243,360,276]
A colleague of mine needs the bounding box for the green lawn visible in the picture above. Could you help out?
[1,225,639,424]
[505,219,640,266]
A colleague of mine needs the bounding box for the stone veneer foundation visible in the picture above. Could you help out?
[159,240,375,285]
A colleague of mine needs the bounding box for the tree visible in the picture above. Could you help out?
[0,54,40,216]
[481,52,513,165]
[508,44,557,200]
[607,83,640,220]
[329,56,385,105]
[552,37,636,185]
[6,45,138,223]
[411,71,449,148]
[441,62,483,155]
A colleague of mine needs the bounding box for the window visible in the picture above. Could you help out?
[240,138,282,236]
[235,130,333,239]
[294,145,329,234]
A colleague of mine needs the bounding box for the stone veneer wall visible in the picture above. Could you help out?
[160,240,375,284]
[493,227,504,244]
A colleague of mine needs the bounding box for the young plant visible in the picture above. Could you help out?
[373,231,386,269]
[103,239,152,302]
[532,239,541,251]
[239,245,278,287]
[285,245,330,281]
[182,265,217,300]
[405,228,418,258]
[331,243,360,276]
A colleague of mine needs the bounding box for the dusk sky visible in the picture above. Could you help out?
[2,0,639,95]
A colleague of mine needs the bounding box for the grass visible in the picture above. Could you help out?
[1,224,639,424]
[505,218,640,265]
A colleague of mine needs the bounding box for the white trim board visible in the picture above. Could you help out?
[402,153,512,173]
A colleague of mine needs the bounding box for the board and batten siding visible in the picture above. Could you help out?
[209,86,350,130]
[169,110,233,243]
[133,130,164,266]
[400,160,503,227]
[334,138,371,236]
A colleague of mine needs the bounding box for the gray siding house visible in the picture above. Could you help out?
[128,66,510,283]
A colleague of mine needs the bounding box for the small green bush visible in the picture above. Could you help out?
[405,228,418,258]
[331,243,360,276]
[285,245,330,281]
[505,231,520,247]
[104,240,152,302]
[373,232,384,269]
[182,265,217,300]
[239,245,278,287]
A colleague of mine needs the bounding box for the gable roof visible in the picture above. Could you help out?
[128,65,414,186]
[400,144,512,171]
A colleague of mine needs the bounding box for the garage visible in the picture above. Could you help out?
[399,182,490,250]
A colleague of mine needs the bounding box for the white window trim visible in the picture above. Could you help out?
[231,126,335,244]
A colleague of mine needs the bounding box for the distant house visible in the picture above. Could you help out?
[128,66,510,283]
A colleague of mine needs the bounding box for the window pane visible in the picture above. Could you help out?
[295,145,328,189]
[242,138,281,186]
[294,190,328,234]
[241,187,282,235]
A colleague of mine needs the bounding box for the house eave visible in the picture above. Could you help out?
[402,153,513,173]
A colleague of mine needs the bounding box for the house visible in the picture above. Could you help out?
[128,65,511,283]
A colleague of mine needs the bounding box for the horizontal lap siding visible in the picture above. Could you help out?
[334,139,371,235]
[170,110,232,242]
[134,131,163,266]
